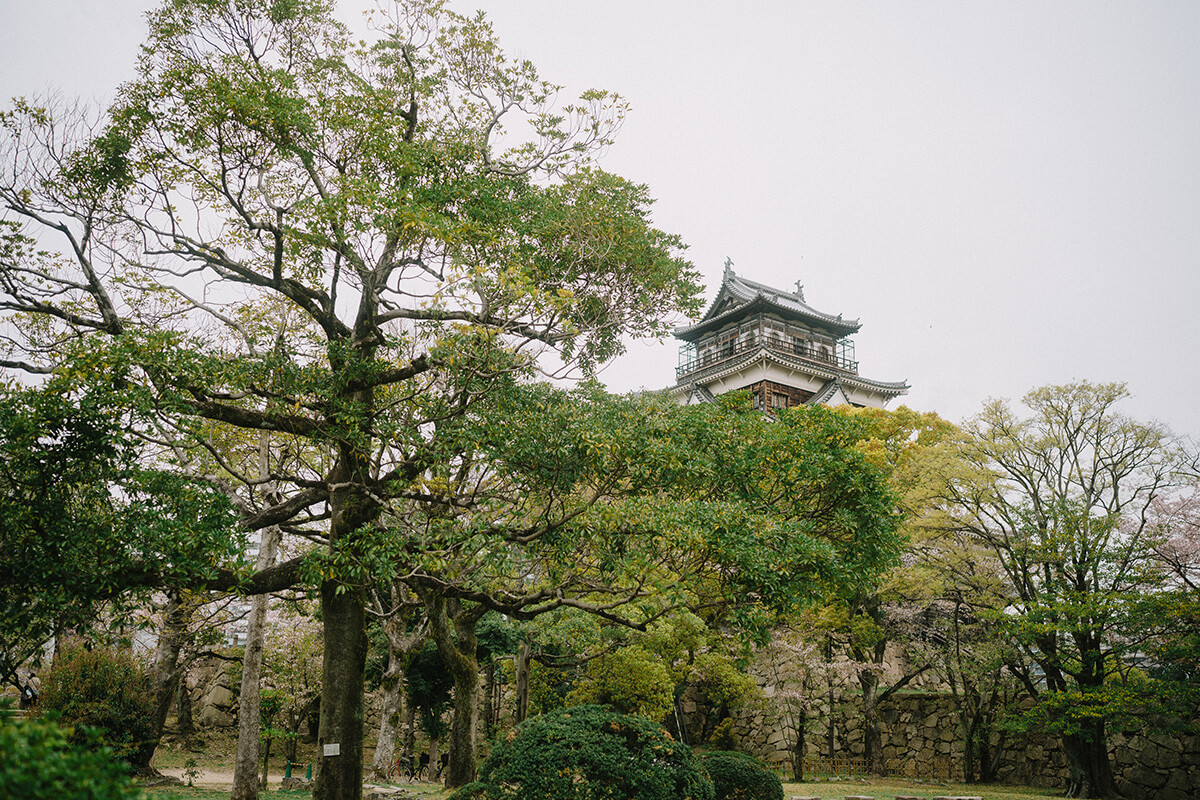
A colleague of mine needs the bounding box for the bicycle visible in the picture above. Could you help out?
[385,752,428,782]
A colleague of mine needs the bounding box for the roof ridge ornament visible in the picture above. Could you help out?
[724,257,735,278]
[794,280,805,302]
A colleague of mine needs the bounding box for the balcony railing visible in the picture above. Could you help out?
[677,338,858,381]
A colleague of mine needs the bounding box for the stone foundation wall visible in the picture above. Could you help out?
[694,681,1200,800]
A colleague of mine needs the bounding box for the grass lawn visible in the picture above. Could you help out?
[778,778,1061,800]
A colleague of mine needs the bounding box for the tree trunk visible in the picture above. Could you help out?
[371,656,405,781]
[314,580,368,800]
[1061,721,1117,798]
[403,702,416,766]
[858,667,886,777]
[369,584,426,781]
[962,716,977,784]
[313,428,376,800]
[983,729,1005,783]
[231,524,281,800]
[284,723,299,764]
[423,592,483,789]
[825,635,836,759]
[144,591,193,770]
[792,707,806,782]
[514,637,532,725]
[427,734,440,782]
[176,675,194,738]
[481,658,496,739]
[260,736,272,789]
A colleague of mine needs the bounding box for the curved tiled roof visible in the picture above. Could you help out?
[674,266,861,341]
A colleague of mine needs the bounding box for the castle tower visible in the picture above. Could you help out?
[671,265,908,409]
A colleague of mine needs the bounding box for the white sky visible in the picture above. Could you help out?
[3,1,1199,436]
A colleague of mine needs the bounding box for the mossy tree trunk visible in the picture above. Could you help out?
[421,591,486,789]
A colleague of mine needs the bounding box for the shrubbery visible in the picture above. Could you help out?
[565,646,674,720]
[41,645,156,768]
[0,704,143,800]
[455,705,714,800]
[708,717,737,750]
[698,751,783,800]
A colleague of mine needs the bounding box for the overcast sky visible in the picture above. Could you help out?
[3,1,1199,436]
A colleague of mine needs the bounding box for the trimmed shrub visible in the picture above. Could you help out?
[698,751,782,800]
[0,704,142,800]
[40,645,156,767]
[455,705,714,800]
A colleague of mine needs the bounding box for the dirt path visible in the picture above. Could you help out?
[155,767,238,790]
[155,766,442,794]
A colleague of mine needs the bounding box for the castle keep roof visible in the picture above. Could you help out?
[674,266,861,341]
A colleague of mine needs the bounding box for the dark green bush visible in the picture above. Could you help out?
[41,645,156,767]
[0,703,143,800]
[698,751,782,800]
[454,705,714,800]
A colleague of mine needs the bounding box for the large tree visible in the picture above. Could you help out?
[385,383,905,788]
[0,2,700,798]
[811,406,962,778]
[942,381,1186,799]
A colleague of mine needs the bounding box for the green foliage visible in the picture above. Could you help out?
[405,641,453,740]
[848,611,886,651]
[476,614,520,662]
[40,645,156,768]
[651,397,905,637]
[637,612,757,712]
[697,751,783,800]
[942,381,1191,794]
[1011,678,1200,738]
[566,646,674,720]
[454,705,714,800]
[708,718,737,751]
[1141,590,1200,688]
[0,384,243,683]
[470,388,905,645]
[262,608,323,741]
[181,758,202,787]
[0,703,143,800]
[526,659,573,717]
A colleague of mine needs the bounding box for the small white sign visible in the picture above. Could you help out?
[323,743,341,757]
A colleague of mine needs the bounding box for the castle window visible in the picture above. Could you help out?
[720,334,735,358]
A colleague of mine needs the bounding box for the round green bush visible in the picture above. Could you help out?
[0,705,143,800]
[41,645,156,768]
[698,751,782,800]
[455,705,714,800]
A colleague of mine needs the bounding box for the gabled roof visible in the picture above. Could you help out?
[674,265,861,342]
[684,383,718,405]
[807,377,846,406]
